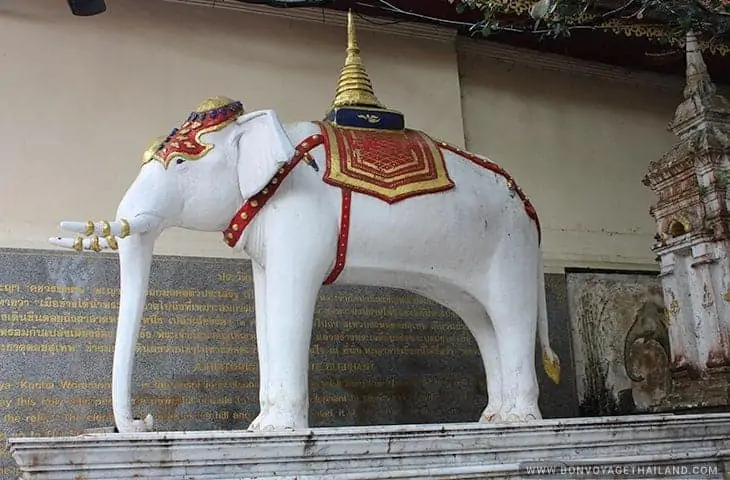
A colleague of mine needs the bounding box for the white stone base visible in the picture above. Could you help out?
[8,414,730,479]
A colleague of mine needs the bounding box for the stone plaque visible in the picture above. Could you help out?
[0,248,575,477]
[566,269,669,416]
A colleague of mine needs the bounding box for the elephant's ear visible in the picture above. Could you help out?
[233,109,295,200]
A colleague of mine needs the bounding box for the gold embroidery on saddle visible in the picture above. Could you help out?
[318,122,455,204]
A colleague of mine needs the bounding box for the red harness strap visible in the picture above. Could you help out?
[323,189,351,285]
[222,132,352,285]
[436,140,542,245]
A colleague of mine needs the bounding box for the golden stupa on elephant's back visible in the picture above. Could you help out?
[324,10,405,131]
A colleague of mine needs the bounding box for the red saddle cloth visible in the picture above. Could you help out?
[317,121,455,204]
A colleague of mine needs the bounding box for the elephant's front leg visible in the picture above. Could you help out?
[248,252,330,430]
[247,261,270,432]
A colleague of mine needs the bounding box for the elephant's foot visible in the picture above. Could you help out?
[246,407,306,432]
[116,414,154,433]
[497,405,542,424]
[247,410,267,432]
[478,403,503,423]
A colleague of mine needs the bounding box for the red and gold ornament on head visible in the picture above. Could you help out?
[142,96,245,168]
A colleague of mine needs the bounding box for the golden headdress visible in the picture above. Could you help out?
[142,96,244,167]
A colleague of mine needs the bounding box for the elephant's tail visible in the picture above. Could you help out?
[538,252,561,384]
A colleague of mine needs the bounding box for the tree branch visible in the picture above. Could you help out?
[450,0,730,45]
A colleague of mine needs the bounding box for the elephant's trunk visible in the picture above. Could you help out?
[49,163,177,433]
[112,226,159,433]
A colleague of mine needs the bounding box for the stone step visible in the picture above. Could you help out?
[7,413,730,479]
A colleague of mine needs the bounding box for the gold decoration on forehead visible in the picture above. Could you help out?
[194,96,238,113]
[141,96,245,169]
[330,10,384,109]
[142,136,167,164]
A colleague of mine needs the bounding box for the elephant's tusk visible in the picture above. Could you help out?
[49,235,119,252]
[53,215,159,253]
[60,215,156,237]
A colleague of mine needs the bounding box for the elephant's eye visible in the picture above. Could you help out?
[176,158,185,165]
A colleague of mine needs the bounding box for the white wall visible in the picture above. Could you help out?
[458,53,681,271]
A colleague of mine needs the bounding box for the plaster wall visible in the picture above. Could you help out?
[459,53,680,271]
[0,0,463,258]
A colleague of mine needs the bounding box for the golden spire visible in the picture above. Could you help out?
[331,10,383,109]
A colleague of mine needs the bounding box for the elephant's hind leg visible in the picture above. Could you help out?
[471,239,541,423]
[411,287,503,423]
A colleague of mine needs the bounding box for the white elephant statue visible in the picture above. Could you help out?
[50,13,559,433]
[51,96,560,433]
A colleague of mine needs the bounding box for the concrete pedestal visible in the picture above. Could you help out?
[8,413,730,479]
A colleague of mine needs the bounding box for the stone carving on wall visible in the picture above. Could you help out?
[622,284,672,409]
[567,271,671,416]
